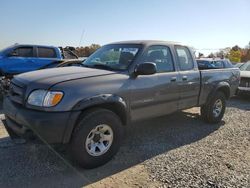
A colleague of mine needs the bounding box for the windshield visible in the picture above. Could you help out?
[235,63,243,68]
[83,44,142,71]
[0,47,7,54]
[0,45,15,54]
[240,62,250,71]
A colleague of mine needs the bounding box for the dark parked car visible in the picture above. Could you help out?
[234,62,244,68]
[196,58,233,70]
[3,40,240,168]
[238,61,250,95]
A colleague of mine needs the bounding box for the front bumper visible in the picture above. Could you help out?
[3,97,80,144]
[237,87,250,95]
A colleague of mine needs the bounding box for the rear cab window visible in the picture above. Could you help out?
[175,46,194,71]
[37,47,57,58]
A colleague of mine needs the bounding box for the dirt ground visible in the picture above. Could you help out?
[0,97,249,188]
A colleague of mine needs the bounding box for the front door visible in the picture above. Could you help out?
[130,45,180,121]
[3,46,36,74]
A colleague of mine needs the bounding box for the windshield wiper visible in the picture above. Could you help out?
[81,64,91,68]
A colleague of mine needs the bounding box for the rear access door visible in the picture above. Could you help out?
[173,45,200,109]
[2,46,37,74]
[33,46,60,69]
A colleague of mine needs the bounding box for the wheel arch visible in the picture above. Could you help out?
[201,83,228,124]
[62,94,129,143]
[206,82,230,104]
[217,85,230,99]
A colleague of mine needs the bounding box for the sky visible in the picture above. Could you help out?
[0,0,249,55]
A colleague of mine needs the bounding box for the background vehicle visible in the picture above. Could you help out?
[196,58,234,70]
[234,62,244,68]
[237,61,250,95]
[0,44,78,76]
[3,40,240,168]
[0,44,78,93]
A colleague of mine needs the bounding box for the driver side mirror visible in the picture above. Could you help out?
[134,62,157,76]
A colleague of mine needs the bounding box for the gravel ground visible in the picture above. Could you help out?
[0,97,249,188]
[145,97,250,188]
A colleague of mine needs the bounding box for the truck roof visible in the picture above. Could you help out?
[109,40,182,46]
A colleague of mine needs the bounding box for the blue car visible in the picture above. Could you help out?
[0,44,77,76]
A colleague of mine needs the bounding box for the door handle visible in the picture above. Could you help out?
[182,76,188,81]
[170,77,177,82]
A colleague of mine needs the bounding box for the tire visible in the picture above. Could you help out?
[70,108,123,169]
[201,92,226,123]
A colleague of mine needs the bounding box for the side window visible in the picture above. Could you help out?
[175,46,194,71]
[13,47,33,57]
[143,45,174,73]
[37,47,56,58]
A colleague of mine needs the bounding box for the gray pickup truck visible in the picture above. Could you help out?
[3,40,240,168]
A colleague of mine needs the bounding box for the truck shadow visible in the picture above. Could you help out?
[77,111,224,186]
[0,109,223,187]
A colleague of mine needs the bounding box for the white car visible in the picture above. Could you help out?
[238,61,250,95]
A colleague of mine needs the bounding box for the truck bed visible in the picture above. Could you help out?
[199,68,240,105]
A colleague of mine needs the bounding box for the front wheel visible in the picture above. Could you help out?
[201,92,226,123]
[70,108,123,168]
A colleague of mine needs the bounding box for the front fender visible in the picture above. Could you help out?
[72,94,127,111]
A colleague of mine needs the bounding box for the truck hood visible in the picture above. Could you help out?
[240,71,250,78]
[15,67,117,87]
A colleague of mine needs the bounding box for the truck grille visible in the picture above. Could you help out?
[240,77,250,88]
[9,80,25,105]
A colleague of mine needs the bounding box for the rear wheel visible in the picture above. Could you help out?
[201,92,226,123]
[70,108,123,168]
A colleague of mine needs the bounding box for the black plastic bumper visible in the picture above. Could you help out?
[237,87,250,95]
[3,97,80,144]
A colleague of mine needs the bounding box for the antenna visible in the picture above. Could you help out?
[78,29,85,47]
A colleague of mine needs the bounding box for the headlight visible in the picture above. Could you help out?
[27,90,63,107]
